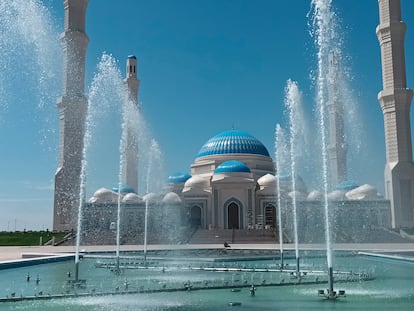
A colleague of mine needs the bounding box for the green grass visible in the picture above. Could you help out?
[0,231,67,246]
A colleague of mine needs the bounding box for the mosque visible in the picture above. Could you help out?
[84,129,280,241]
[166,129,277,230]
[54,0,413,240]
[84,125,390,245]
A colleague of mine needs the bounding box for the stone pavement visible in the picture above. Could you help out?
[1,243,414,263]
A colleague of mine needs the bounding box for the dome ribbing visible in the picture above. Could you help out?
[197,130,270,158]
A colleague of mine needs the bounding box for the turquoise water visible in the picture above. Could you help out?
[0,252,413,310]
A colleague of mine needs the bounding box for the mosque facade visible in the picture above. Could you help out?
[84,129,391,245]
[166,130,277,230]
[84,130,281,244]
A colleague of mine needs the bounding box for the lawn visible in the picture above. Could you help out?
[0,231,67,246]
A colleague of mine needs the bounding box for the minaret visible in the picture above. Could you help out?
[377,0,414,228]
[53,0,89,231]
[122,55,140,192]
[327,51,347,187]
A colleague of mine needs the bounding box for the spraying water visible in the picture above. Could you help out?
[114,61,142,269]
[310,0,340,296]
[115,98,129,266]
[274,124,288,268]
[74,54,128,276]
[0,0,61,145]
[284,79,304,275]
[143,200,150,264]
[143,139,163,263]
[0,0,60,109]
[310,0,334,271]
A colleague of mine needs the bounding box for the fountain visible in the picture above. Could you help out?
[3,250,414,310]
[78,54,131,277]
[311,0,337,298]
[284,79,306,278]
[2,0,414,310]
[143,139,163,264]
[115,68,132,273]
[0,0,61,186]
[310,0,349,298]
[274,124,287,268]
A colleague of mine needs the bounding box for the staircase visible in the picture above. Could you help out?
[188,228,277,244]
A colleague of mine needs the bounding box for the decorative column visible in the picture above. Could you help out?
[122,55,140,192]
[53,0,89,231]
[377,0,414,228]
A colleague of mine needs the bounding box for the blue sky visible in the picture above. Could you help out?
[1,0,414,230]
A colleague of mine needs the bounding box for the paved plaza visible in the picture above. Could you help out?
[1,243,414,263]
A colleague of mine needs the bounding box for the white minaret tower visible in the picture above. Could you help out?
[327,51,347,188]
[123,55,140,192]
[377,0,414,228]
[53,0,89,231]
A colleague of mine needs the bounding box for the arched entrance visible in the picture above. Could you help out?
[190,206,201,228]
[228,202,239,229]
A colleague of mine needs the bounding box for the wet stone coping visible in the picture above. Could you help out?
[358,251,414,262]
[0,254,74,270]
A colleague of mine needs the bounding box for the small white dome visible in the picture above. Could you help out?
[346,184,379,200]
[88,197,99,204]
[307,190,323,201]
[328,190,347,201]
[122,193,143,203]
[93,187,112,196]
[257,174,276,195]
[183,176,210,193]
[162,192,182,204]
[88,187,119,203]
[143,192,159,203]
[258,174,276,186]
[184,176,208,188]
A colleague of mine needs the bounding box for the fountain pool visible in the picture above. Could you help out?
[1,249,414,310]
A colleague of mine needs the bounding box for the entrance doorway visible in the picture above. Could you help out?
[190,206,201,228]
[228,202,239,229]
[264,205,276,228]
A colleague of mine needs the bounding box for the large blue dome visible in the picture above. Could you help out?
[197,130,270,158]
[215,160,251,174]
[336,180,359,191]
[112,184,135,194]
[168,172,192,183]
